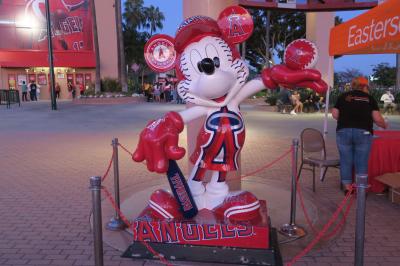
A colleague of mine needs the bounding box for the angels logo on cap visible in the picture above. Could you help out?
[144,34,176,72]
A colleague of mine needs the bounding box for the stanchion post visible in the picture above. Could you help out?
[280,138,306,238]
[90,176,104,266]
[106,138,127,230]
[355,174,368,266]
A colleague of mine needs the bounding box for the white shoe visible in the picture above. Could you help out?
[290,110,297,115]
[204,182,229,210]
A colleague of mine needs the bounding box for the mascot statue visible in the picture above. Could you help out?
[126,6,327,265]
[134,6,326,221]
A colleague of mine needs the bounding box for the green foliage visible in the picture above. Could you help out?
[265,91,278,106]
[123,0,165,66]
[372,63,396,88]
[128,79,142,94]
[328,88,400,107]
[395,92,400,104]
[101,78,122,93]
[84,87,95,96]
[335,68,365,85]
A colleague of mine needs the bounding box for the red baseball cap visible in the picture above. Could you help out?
[174,16,222,54]
[351,77,369,89]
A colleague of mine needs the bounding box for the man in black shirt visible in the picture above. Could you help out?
[332,77,387,194]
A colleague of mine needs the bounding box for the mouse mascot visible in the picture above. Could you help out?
[133,6,327,221]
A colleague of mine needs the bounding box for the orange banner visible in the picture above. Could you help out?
[329,0,400,55]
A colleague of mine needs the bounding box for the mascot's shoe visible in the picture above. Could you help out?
[148,189,183,219]
[213,191,261,221]
[187,180,206,210]
[204,181,229,210]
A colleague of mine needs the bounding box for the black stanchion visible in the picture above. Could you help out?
[106,138,127,230]
[280,139,306,238]
[90,176,104,266]
[355,174,368,266]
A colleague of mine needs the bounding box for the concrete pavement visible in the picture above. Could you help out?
[1,101,400,266]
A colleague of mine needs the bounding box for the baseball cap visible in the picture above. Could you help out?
[174,16,222,54]
[351,76,369,90]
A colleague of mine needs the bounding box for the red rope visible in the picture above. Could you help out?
[101,150,114,182]
[324,195,355,240]
[296,178,320,235]
[240,148,291,178]
[118,143,133,157]
[286,188,354,266]
[102,187,171,265]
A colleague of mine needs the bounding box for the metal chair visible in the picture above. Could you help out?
[298,128,340,192]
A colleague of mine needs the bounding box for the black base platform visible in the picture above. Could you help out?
[122,227,283,265]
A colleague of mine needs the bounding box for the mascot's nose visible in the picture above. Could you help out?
[197,58,216,75]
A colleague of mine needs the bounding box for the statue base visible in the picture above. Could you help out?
[122,200,282,265]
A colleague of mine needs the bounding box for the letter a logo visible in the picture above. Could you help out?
[228,11,245,37]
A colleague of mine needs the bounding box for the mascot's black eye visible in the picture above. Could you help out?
[213,57,220,68]
[197,61,203,73]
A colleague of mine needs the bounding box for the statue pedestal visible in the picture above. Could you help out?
[122,200,282,265]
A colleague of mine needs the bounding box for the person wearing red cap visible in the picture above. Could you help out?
[332,76,388,194]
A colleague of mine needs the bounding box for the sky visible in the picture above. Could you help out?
[141,0,396,76]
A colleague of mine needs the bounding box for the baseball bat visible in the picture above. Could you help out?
[166,160,198,219]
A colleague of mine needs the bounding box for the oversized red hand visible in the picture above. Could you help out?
[261,64,327,94]
[132,112,186,173]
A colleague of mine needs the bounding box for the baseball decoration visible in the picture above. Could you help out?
[217,6,254,44]
[137,6,328,220]
[284,39,318,70]
[144,34,176,72]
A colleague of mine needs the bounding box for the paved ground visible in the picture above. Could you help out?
[1,100,400,266]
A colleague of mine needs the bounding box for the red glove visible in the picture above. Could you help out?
[270,65,321,84]
[262,64,327,94]
[133,112,186,173]
[261,68,278,90]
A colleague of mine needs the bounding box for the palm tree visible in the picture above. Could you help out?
[115,0,128,92]
[124,0,146,29]
[90,0,101,93]
[144,5,164,36]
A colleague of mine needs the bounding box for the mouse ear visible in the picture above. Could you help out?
[144,34,177,73]
[217,6,253,44]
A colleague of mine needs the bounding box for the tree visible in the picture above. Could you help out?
[90,0,101,93]
[372,63,396,88]
[246,9,306,71]
[123,0,165,88]
[335,68,365,85]
[245,11,343,71]
[144,5,165,36]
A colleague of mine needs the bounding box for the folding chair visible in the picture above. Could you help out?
[298,128,340,192]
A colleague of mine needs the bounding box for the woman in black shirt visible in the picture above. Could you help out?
[332,77,387,194]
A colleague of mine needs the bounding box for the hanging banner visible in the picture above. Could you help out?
[8,74,16,89]
[75,73,84,85]
[0,0,93,51]
[67,73,74,84]
[17,74,27,85]
[84,73,92,85]
[28,74,37,83]
[37,73,47,85]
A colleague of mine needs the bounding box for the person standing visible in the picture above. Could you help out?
[332,77,388,194]
[55,83,61,99]
[79,84,85,96]
[29,81,38,101]
[290,90,303,115]
[380,90,396,115]
[153,83,161,102]
[21,81,28,101]
[164,82,171,102]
